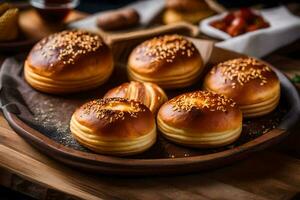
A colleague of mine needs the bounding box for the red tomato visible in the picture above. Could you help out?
[231,17,246,28]
[262,21,270,28]
[211,8,270,37]
[234,8,256,23]
[247,21,270,32]
[226,17,246,36]
[210,20,227,31]
[223,13,235,24]
[246,24,260,32]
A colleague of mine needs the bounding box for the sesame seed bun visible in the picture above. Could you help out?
[157,91,242,148]
[24,30,113,94]
[127,34,204,89]
[203,58,280,117]
[163,8,214,25]
[104,81,168,114]
[166,0,210,12]
[163,0,214,24]
[70,98,156,156]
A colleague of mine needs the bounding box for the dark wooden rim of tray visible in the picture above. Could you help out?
[1,56,300,175]
[0,37,37,53]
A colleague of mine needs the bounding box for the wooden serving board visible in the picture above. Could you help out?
[0,26,299,175]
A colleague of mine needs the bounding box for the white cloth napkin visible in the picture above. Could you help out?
[200,6,300,58]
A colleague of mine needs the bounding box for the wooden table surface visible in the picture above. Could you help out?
[0,10,300,200]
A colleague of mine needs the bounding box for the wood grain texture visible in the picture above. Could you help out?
[1,117,300,199]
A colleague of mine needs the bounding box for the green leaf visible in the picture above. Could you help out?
[292,74,300,83]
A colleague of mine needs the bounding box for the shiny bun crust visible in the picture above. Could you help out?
[25,30,113,94]
[166,0,210,12]
[163,8,214,24]
[104,81,168,113]
[157,91,242,148]
[70,98,156,156]
[128,35,203,89]
[163,0,214,24]
[203,58,280,117]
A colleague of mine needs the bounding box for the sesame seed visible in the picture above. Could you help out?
[81,98,146,124]
[135,34,196,64]
[170,91,236,113]
[37,30,103,67]
[213,58,271,88]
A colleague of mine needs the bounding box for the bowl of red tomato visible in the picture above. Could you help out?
[200,8,270,39]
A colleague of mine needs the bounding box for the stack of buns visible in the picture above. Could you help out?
[25,30,281,156]
[163,0,214,24]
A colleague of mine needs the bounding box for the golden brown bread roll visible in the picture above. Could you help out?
[104,81,168,113]
[166,0,210,12]
[163,9,214,25]
[97,8,140,31]
[0,3,19,41]
[70,98,156,156]
[24,30,113,94]
[157,91,242,148]
[127,34,204,89]
[163,0,214,24]
[203,57,280,117]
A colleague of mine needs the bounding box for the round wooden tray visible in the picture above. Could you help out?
[1,31,300,175]
[0,35,37,53]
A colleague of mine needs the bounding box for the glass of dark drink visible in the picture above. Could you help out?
[30,0,80,23]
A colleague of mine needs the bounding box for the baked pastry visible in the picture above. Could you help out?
[24,30,113,94]
[97,8,140,31]
[104,81,168,113]
[70,98,156,156]
[203,57,280,117]
[0,3,19,41]
[163,0,214,24]
[157,91,242,148]
[127,34,203,89]
[166,0,209,11]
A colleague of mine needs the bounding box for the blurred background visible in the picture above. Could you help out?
[2,0,300,13]
[76,0,299,13]
[0,0,299,199]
